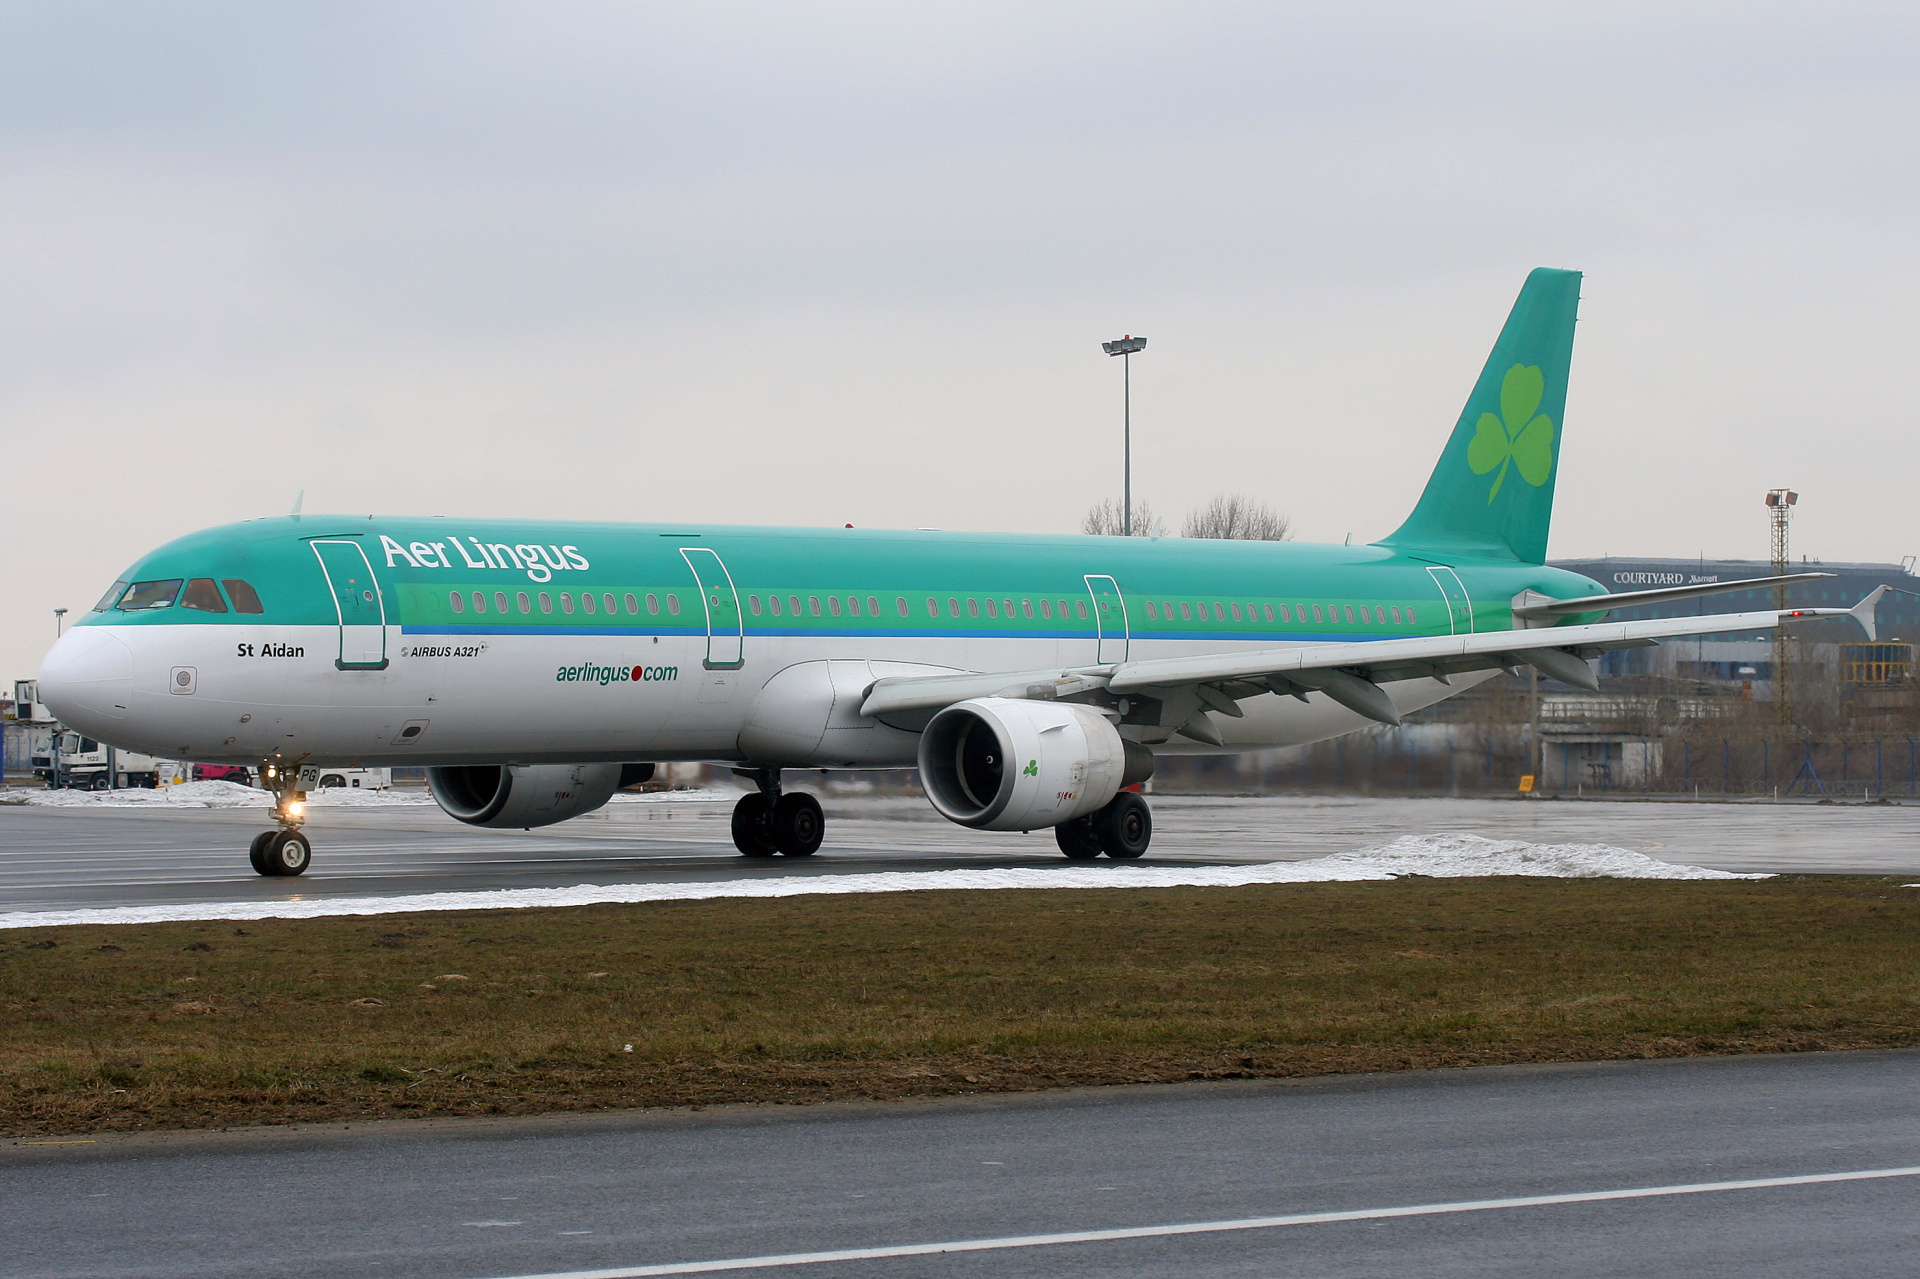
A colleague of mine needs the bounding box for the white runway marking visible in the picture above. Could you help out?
[0,833,1761,929]
[480,1164,1920,1278]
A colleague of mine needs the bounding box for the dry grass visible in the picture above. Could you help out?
[3,877,1919,1136]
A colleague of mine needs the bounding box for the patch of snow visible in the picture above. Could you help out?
[0,832,1764,930]
[17,781,433,809]
[1315,833,1769,881]
[605,788,734,804]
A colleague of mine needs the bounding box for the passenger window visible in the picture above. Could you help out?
[1145,601,1157,620]
[181,578,228,613]
[845,595,858,616]
[767,594,780,616]
[626,593,639,614]
[829,596,842,616]
[1344,605,1355,623]
[788,595,801,616]
[1230,603,1242,622]
[117,579,183,611]
[1076,600,1088,620]
[560,593,573,614]
[495,591,510,614]
[1391,605,1402,624]
[749,595,762,615]
[1279,604,1291,622]
[473,592,488,614]
[968,598,980,618]
[668,594,681,615]
[1312,604,1323,623]
[985,598,997,618]
[582,593,597,614]
[1212,603,1224,621]
[809,596,821,616]
[927,597,939,617]
[450,591,465,614]
[1406,605,1417,625]
[870,596,882,617]
[1022,599,1033,619]
[1179,602,1192,621]
[1003,598,1014,617]
[1040,599,1052,619]
[1264,604,1275,622]
[604,594,617,614]
[897,597,909,617]
[517,591,531,614]
[93,581,130,612]
[540,592,553,614]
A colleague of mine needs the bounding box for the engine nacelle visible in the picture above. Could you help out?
[426,762,642,829]
[918,697,1152,832]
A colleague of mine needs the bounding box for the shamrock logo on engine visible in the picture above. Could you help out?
[1467,364,1556,502]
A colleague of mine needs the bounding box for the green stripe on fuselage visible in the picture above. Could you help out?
[78,517,1609,639]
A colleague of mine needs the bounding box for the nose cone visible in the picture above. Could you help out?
[40,628,134,733]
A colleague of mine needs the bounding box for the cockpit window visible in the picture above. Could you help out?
[222,579,265,614]
[117,579,183,611]
[180,578,229,613]
[92,581,129,612]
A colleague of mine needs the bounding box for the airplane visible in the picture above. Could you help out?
[37,268,1883,876]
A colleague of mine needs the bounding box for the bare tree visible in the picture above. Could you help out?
[1181,493,1292,541]
[1082,499,1164,537]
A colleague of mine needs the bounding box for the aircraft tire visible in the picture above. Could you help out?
[770,792,824,857]
[731,793,779,858]
[1054,816,1102,860]
[1093,792,1151,859]
[247,830,276,875]
[260,830,311,876]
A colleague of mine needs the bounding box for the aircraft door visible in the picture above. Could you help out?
[1425,565,1474,635]
[680,547,745,669]
[309,539,389,669]
[1084,574,1129,664]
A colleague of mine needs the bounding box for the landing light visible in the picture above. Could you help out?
[286,801,304,817]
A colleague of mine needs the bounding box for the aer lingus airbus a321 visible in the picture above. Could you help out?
[38,269,1882,875]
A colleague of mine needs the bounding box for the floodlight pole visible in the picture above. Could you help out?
[1101,336,1147,535]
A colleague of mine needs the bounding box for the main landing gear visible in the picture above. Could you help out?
[1054,790,1152,860]
[730,768,824,859]
[248,764,312,877]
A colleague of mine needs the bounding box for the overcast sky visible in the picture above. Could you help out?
[5,2,1917,675]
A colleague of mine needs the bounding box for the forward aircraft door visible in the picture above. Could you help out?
[680,548,745,669]
[309,539,389,669]
[1426,565,1474,635]
[1084,574,1129,663]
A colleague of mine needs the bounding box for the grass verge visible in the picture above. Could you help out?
[4,877,1919,1136]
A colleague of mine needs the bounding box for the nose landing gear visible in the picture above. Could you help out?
[730,768,824,858]
[248,765,312,876]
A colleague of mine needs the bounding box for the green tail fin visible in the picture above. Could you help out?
[1378,267,1582,565]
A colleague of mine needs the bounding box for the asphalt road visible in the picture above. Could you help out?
[2,792,1919,913]
[5,1049,1918,1278]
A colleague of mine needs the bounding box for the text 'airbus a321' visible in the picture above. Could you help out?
[38,269,1882,875]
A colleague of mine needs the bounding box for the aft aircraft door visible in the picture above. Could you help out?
[1084,574,1129,664]
[680,548,745,669]
[309,539,389,669]
[1425,565,1474,635]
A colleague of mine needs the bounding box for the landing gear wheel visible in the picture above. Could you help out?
[1093,792,1151,859]
[259,829,311,876]
[1054,816,1103,860]
[770,792,824,857]
[247,830,276,875]
[731,793,779,858]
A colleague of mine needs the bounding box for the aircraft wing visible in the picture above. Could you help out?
[860,589,1885,735]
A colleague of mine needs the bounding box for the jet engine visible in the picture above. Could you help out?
[917,697,1154,832]
[426,762,651,829]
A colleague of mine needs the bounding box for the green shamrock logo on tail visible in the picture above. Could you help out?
[1467,364,1555,502]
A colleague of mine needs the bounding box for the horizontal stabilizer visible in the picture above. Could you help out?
[1513,572,1836,621]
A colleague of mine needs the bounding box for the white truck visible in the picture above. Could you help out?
[297,765,392,791]
[32,731,163,790]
